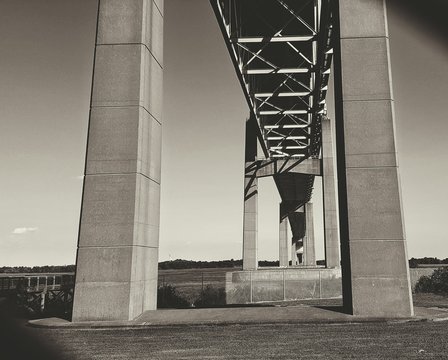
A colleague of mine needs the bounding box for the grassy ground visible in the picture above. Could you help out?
[413,293,448,309]
[158,267,237,303]
[29,321,448,359]
[158,268,448,307]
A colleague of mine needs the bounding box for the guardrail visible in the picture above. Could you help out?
[0,273,75,317]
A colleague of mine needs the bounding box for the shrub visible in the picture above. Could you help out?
[414,268,448,295]
[194,285,226,308]
[414,276,433,293]
[157,284,190,309]
[430,268,448,294]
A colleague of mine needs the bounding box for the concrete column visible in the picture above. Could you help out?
[333,0,413,317]
[303,203,316,266]
[291,242,297,266]
[321,116,340,268]
[72,0,164,322]
[279,205,289,267]
[243,119,258,270]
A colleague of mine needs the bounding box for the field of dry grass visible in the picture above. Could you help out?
[158,268,448,308]
[158,267,237,303]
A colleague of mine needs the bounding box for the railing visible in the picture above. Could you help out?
[0,273,75,318]
[0,273,74,293]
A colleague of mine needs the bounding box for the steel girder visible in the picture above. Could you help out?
[211,0,334,160]
[212,0,335,217]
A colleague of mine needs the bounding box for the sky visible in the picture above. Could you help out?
[0,0,447,266]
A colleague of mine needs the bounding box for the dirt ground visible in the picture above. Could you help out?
[25,321,448,360]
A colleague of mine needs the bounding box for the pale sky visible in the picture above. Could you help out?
[0,0,447,266]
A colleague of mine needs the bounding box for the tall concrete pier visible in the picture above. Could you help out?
[303,203,316,266]
[243,119,258,271]
[321,116,340,268]
[333,0,413,317]
[291,242,298,266]
[279,205,289,268]
[72,0,164,321]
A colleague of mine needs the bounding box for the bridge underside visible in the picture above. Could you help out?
[212,0,336,271]
[211,0,414,317]
[212,0,334,210]
[72,0,414,322]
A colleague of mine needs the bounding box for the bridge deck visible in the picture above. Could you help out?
[212,0,334,211]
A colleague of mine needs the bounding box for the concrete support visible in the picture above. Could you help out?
[243,119,258,270]
[321,116,340,268]
[303,203,316,266]
[72,0,164,322]
[279,206,289,268]
[333,0,413,317]
[291,242,298,266]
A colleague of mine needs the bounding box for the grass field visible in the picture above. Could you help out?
[158,267,238,303]
[158,267,448,309]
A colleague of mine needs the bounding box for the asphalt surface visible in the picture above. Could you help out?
[26,321,448,360]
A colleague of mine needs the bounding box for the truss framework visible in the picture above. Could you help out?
[212,0,334,160]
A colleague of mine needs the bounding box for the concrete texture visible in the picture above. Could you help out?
[226,268,342,304]
[243,177,258,271]
[291,242,298,266]
[225,267,442,307]
[86,107,161,182]
[97,0,163,66]
[334,0,413,317]
[30,304,448,329]
[243,119,258,270]
[321,117,340,268]
[279,207,289,268]
[73,0,163,322]
[303,203,316,266]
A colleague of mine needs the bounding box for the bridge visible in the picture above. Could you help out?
[71,0,414,322]
[0,273,74,315]
[211,0,337,271]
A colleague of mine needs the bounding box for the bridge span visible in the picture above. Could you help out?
[71,0,413,322]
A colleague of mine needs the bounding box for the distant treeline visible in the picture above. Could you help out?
[158,259,291,269]
[159,259,244,269]
[409,257,448,268]
[1,257,447,273]
[0,265,76,274]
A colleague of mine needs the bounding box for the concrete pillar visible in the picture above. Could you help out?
[291,242,297,266]
[72,0,164,322]
[279,205,289,267]
[333,0,413,317]
[297,241,303,265]
[243,119,258,270]
[303,203,316,266]
[321,116,340,268]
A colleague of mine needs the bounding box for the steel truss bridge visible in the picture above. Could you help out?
[211,0,334,226]
[69,0,414,321]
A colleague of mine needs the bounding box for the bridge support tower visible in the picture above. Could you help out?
[322,116,340,268]
[243,119,259,271]
[334,0,413,317]
[72,0,164,321]
[303,203,316,266]
[279,204,289,268]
